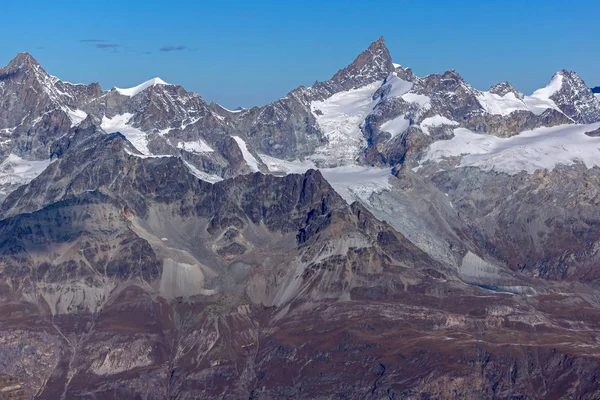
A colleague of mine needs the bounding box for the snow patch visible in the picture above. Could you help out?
[478,73,563,116]
[421,123,600,175]
[420,115,459,135]
[63,107,88,127]
[0,154,52,187]
[115,77,169,97]
[477,92,528,116]
[310,82,381,166]
[402,93,431,110]
[123,149,171,159]
[217,104,244,113]
[532,72,563,100]
[259,153,316,174]
[259,154,392,205]
[380,115,410,139]
[382,73,413,99]
[101,113,151,155]
[321,166,393,205]
[183,160,223,183]
[176,140,213,153]
[232,136,261,172]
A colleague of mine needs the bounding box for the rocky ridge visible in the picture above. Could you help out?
[2,38,600,398]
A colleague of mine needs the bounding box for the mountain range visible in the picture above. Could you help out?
[2,37,600,399]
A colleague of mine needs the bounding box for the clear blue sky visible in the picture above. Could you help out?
[1,0,598,108]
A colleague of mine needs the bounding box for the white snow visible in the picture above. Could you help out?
[392,63,402,69]
[258,153,392,205]
[379,115,410,139]
[217,104,244,113]
[595,93,600,102]
[115,77,169,97]
[477,73,564,116]
[64,107,88,127]
[258,153,316,174]
[381,73,413,99]
[121,148,222,183]
[477,91,528,115]
[101,113,151,155]
[310,82,381,166]
[176,140,213,153]
[320,166,393,205]
[420,123,600,175]
[232,136,261,172]
[183,160,223,183]
[420,115,459,135]
[401,93,431,110]
[0,154,52,187]
[531,72,563,100]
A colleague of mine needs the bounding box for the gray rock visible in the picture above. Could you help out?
[550,70,600,123]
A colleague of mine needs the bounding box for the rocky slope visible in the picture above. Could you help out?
[2,132,600,398]
[2,38,600,398]
[1,38,599,180]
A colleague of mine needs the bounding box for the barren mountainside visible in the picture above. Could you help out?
[2,38,600,399]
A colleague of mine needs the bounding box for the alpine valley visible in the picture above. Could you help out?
[2,37,600,399]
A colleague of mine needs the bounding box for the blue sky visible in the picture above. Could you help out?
[1,0,598,107]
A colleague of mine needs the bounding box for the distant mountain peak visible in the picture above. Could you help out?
[547,69,600,124]
[441,69,465,81]
[114,77,170,97]
[592,86,600,94]
[325,37,394,92]
[4,52,41,71]
[489,82,524,99]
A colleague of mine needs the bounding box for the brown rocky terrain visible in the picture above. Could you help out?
[1,37,600,399]
[0,132,598,399]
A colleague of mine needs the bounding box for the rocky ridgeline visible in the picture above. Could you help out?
[2,39,600,398]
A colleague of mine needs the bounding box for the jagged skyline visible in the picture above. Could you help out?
[1,0,598,107]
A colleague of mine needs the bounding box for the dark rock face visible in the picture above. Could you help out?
[234,37,396,160]
[317,36,394,93]
[0,53,100,159]
[462,108,571,138]
[488,82,524,99]
[0,127,598,399]
[550,70,600,124]
[3,40,600,399]
[585,126,600,136]
[0,192,161,283]
[428,164,600,282]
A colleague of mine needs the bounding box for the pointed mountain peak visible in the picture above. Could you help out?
[543,69,600,124]
[555,69,587,86]
[3,52,43,72]
[325,36,395,92]
[551,69,593,92]
[367,36,387,53]
[489,82,524,100]
[557,68,573,76]
[441,69,464,81]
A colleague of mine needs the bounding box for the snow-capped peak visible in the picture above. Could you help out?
[488,82,524,100]
[477,73,565,117]
[217,104,244,113]
[4,52,41,71]
[530,71,563,100]
[324,36,395,92]
[114,77,170,96]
